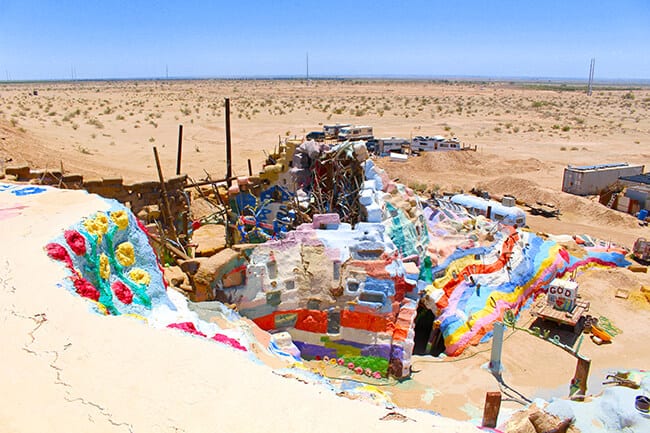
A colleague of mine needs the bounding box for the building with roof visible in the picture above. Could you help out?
[617,174,650,212]
[562,163,644,196]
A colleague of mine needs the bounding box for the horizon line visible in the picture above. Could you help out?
[2,74,650,86]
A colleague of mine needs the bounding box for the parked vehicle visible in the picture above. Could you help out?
[411,135,461,152]
[375,137,410,155]
[323,123,351,139]
[633,237,650,262]
[338,125,373,141]
[450,194,526,226]
[306,131,325,141]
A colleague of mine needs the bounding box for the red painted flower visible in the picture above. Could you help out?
[45,243,73,269]
[167,322,207,337]
[111,280,133,304]
[64,230,87,256]
[72,277,100,301]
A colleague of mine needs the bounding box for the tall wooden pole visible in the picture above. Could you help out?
[153,146,179,242]
[176,124,183,175]
[225,98,232,186]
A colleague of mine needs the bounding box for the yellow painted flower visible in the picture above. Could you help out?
[129,268,151,286]
[115,242,135,267]
[99,253,110,280]
[84,212,109,239]
[110,210,129,231]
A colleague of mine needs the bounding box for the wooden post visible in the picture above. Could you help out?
[225,98,232,186]
[570,357,591,399]
[481,391,502,428]
[247,158,252,176]
[176,124,183,175]
[152,146,179,242]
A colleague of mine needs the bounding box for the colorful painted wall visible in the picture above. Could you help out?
[218,146,432,378]
[420,202,630,357]
[227,216,419,378]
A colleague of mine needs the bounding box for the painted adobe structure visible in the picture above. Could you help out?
[212,139,630,379]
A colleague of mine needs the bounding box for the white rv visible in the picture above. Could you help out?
[376,137,410,155]
[411,135,461,152]
[323,123,351,139]
[338,125,373,141]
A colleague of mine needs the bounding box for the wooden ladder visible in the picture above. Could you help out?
[607,193,618,208]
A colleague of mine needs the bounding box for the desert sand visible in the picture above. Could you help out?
[2,79,649,245]
[1,80,650,430]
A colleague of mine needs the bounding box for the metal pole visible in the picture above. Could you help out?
[225,98,232,186]
[176,124,183,175]
[247,158,252,176]
[489,321,505,376]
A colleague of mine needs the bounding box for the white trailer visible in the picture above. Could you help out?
[338,125,373,141]
[376,137,410,155]
[411,136,461,152]
[323,123,351,139]
[562,163,644,196]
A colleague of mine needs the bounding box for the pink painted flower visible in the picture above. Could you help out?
[72,277,100,301]
[337,358,345,365]
[373,372,382,379]
[354,367,364,375]
[111,280,133,304]
[347,362,355,370]
[364,368,372,377]
[64,230,87,256]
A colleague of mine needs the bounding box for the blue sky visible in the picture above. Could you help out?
[1,0,648,80]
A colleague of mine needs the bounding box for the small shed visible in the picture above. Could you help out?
[562,163,644,196]
[618,174,650,211]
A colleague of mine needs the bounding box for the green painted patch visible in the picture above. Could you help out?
[340,355,389,376]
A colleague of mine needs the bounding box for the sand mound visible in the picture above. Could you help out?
[384,151,544,179]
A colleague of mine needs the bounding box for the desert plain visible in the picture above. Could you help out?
[1,79,650,426]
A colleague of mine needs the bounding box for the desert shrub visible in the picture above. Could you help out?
[87,118,104,129]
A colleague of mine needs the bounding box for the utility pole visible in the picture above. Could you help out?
[587,58,595,96]
[225,98,232,186]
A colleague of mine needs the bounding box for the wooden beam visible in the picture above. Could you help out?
[176,124,183,175]
[570,357,591,400]
[152,146,179,242]
[183,176,239,189]
[481,391,502,428]
[146,231,191,261]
